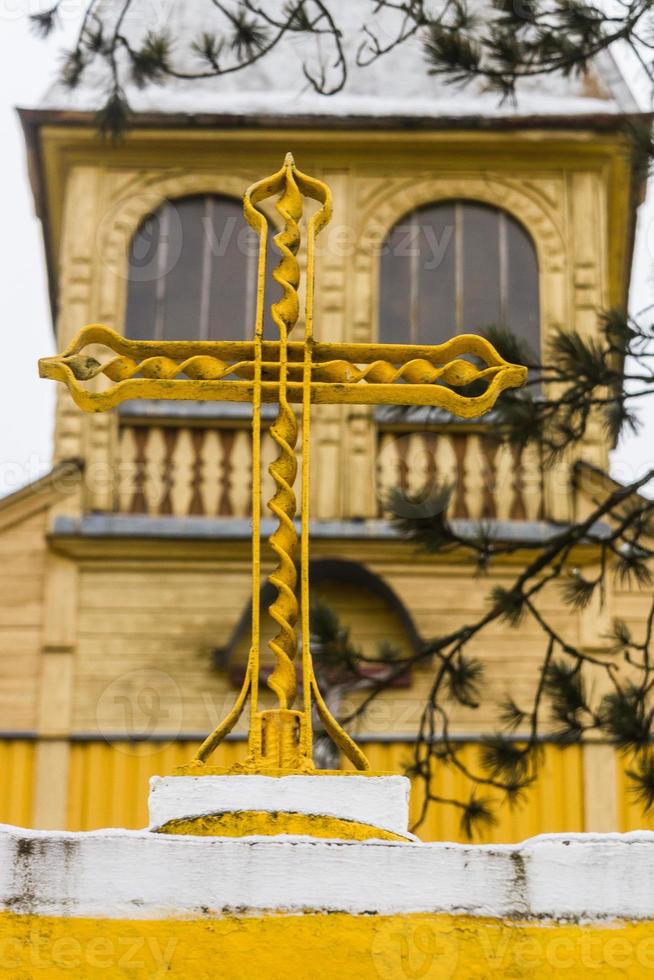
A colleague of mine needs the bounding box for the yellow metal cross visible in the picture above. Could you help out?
[39,153,527,775]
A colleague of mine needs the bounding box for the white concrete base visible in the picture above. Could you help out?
[148,774,411,837]
[2,826,654,920]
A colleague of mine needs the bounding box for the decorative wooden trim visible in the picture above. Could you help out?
[47,513,604,569]
[41,552,78,656]
[33,552,79,828]
[32,740,70,830]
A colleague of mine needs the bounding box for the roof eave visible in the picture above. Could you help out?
[17,104,654,132]
[18,108,58,323]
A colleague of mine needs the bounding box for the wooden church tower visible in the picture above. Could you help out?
[1,5,649,837]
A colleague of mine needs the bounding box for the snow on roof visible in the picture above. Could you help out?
[38,0,640,121]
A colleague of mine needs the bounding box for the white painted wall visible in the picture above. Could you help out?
[2,825,654,921]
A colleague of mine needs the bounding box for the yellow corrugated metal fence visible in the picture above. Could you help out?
[0,740,34,828]
[2,738,653,840]
[65,739,585,841]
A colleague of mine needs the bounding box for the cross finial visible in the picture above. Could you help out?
[39,156,527,775]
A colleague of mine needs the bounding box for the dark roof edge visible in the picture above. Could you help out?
[51,513,613,545]
[18,108,58,324]
[16,105,654,133]
[575,459,653,505]
[595,49,642,114]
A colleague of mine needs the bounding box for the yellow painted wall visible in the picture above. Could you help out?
[0,509,47,730]
[2,909,654,979]
[361,741,586,843]
[4,735,651,840]
[62,740,653,840]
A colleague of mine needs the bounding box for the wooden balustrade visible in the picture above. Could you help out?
[115,422,544,521]
[116,423,278,518]
[376,429,544,521]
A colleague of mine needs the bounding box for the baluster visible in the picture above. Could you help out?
[218,431,234,515]
[434,434,457,517]
[188,430,206,516]
[169,428,195,516]
[463,434,486,520]
[406,432,434,500]
[480,437,498,517]
[493,441,515,520]
[451,434,468,517]
[142,426,167,515]
[376,432,403,515]
[521,441,543,521]
[199,429,223,517]
[230,429,251,517]
[117,425,138,513]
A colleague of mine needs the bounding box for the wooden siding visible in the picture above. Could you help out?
[610,583,654,832]
[72,559,578,737]
[616,752,654,833]
[358,741,585,843]
[70,556,588,739]
[0,509,48,729]
[66,739,246,831]
[73,565,250,736]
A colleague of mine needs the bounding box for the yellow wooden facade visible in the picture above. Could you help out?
[5,90,652,838]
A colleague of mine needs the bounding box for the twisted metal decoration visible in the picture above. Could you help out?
[47,347,510,389]
[39,155,528,775]
[265,159,302,709]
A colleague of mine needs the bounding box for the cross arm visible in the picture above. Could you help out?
[39,323,527,418]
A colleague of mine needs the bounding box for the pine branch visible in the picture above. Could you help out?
[627,753,654,814]
[599,683,653,750]
[460,795,497,839]
[129,31,172,87]
[445,652,484,707]
[560,571,598,611]
[30,4,60,38]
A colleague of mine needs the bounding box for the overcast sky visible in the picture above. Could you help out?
[1,5,653,499]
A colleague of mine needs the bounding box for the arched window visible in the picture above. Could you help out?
[379,201,540,355]
[124,195,270,342]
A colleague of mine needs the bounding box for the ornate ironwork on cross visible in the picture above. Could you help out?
[39,153,527,776]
